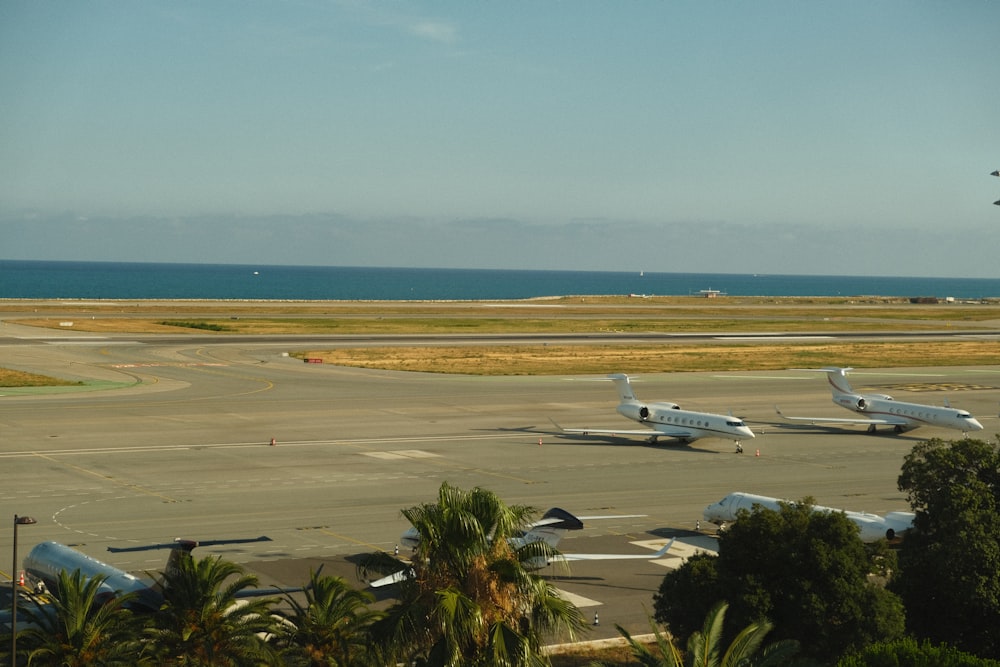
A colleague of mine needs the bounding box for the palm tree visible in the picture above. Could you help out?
[145,553,280,666]
[371,482,588,666]
[273,569,384,666]
[615,602,804,667]
[15,569,149,666]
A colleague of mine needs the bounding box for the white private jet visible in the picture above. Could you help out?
[556,373,755,449]
[370,507,674,587]
[20,536,285,612]
[776,367,983,435]
[703,492,915,542]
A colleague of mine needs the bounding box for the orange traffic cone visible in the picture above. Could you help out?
[269,437,276,446]
[18,571,25,587]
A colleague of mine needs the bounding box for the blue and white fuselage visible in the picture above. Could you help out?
[23,541,163,610]
[21,535,278,612]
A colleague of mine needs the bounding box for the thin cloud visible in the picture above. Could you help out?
[337,1,459,45]
[408,19,458,44]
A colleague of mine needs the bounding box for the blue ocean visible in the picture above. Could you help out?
[1,260,999,301]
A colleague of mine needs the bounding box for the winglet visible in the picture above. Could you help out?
[369,568,413,588]
[651,537,675,558]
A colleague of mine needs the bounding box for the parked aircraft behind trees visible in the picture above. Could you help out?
[776,367,983,435]
[703,492,915,542]
[20,536,284,612]
[556,373,755,450]
[371,507,675,588]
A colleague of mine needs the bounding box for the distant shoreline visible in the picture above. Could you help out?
[3,261,999,300]
[1,294,994,308]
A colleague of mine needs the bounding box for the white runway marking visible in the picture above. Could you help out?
[0,434,518,459]
[364,450,440,460]
[554,589,602,608]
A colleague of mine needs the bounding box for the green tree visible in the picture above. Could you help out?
[894,437,1000,657]
[654,499,904,661]
[146,554,280,666]
[371,482,588,666]
[836,636,1000,667]
[274,570,384,666]
[649,552,721,641]
[16,569,148,666]
[614,602,803,667]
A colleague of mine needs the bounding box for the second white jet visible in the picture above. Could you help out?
[703,492,915,542]
[777,367,983,435]
[558,373,755,448]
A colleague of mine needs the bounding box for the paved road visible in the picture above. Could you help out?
[1,325,998,641]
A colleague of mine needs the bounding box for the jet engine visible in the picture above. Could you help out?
[856,397,868,410]
[883,512,916,541]
[617,404,651,422]
[617,402,681,422]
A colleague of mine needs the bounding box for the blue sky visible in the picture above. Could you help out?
[2,1,999,276]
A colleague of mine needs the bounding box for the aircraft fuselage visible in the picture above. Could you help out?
[23,541,162,610]
[833,391,983,433]
[617,400,755,442]
[704,492,915,542]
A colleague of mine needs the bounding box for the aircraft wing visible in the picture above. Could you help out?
[553,418,695,440]
[559,427,695,439]
[369,539,674,588]
[560,538,675,561]
[774,407,904,426]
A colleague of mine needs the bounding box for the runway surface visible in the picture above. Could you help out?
[1,322,998,641]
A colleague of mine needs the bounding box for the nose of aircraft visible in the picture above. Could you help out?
[970,418,984,431]
[741,426,756,439]
[703,502,723,523]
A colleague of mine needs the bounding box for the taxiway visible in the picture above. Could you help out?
[1,325,997,640]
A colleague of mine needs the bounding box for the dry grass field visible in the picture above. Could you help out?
[8,294,1000,337]
[291,340,1000,375]
[3,296,999,384]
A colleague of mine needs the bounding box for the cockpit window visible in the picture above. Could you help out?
[726,420,746,427]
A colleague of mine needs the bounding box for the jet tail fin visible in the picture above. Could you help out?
[823,367,855,396]
[608,373,638,403]
[523,508,584,549]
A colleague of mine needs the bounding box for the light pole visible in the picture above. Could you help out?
[11,514,36,666]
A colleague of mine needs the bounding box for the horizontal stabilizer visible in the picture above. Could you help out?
[108,536,272,553]
[531,507,584,531]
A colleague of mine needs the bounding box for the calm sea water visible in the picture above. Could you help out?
[2,260,999,300]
